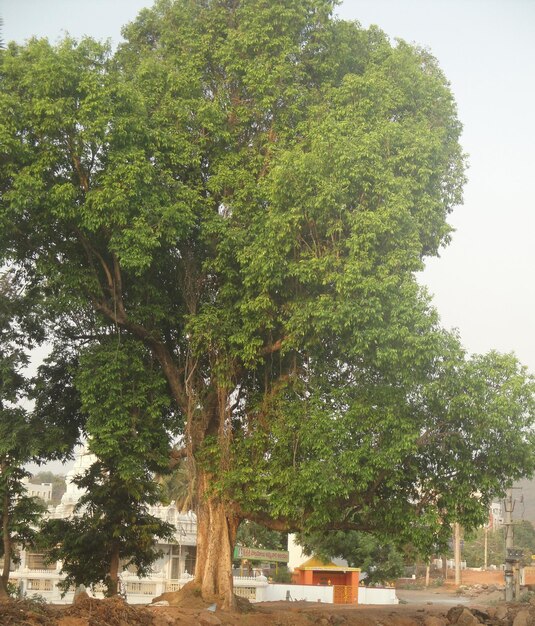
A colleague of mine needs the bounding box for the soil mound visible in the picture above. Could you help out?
[0,597,58,625]
[62,595,153,625]
[151,581,253,613]
[152,581,211,609]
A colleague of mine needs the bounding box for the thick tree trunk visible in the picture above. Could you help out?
[194,470,240,610]
[108,544,120,597]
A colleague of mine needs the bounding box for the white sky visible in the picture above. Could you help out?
[3,0,535,373]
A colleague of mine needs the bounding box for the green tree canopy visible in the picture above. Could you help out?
[236,520,286,553]
[298,530,405,584]
[0,0,532,608]
[461,520,535,569]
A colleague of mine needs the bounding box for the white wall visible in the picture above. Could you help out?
[259,584,398,605]
[258,583,334,603]
[357,587,398,605]
[287,534,307,572]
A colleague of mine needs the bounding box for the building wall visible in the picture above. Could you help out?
[22,480,53,502]
[287,534,307,572]
[358,586,398,605]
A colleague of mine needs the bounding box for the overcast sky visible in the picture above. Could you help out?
[3,0,535,374]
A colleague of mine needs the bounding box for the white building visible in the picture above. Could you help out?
[490,501,504,528]
[21,479,53,503]
[8,446,198,603]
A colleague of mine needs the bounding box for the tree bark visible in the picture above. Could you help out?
[108,544,120,597]
[0,489,11,598]
[194,469,240,610]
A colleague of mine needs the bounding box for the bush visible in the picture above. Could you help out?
[271,568,292,584]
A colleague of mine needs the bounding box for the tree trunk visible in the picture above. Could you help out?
[0,489,11,599]
[442,553,448,581]
[129,331,241,609]
[194,469,240,610]
[108,544,120,597]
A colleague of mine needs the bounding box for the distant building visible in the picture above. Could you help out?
[286,534,397,605]
[514,478,535,527]
[21,479,53,503]
[490,501,503,529]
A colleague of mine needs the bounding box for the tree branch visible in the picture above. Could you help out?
[169,447,188,469]
[73,227,114,297]
[237,508,296,533]
[261,338,284,356]
[71,153,89,193]
[93,299,188,412]
[111,253,126,319]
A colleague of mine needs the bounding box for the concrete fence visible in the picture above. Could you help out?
[357,586,398,604]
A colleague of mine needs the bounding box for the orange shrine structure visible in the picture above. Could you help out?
[291,556,360,603]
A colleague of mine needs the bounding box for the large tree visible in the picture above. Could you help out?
[1,0,533,608]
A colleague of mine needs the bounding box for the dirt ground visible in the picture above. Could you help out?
[0,570,525,626]
[0,599,472,626]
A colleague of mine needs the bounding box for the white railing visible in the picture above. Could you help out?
[126,581,158,595]
[7,569,193,604]
[26,568,57,574]
[234,586,257,600]
[27,579,54,591]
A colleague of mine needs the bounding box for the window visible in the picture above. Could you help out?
[169,544,196,579]
[26,553,56,571]
[185,546,196,576]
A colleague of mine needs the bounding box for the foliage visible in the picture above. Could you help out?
[462,520,535,568]
[30,346,85,461]
[157,454,201,514]
[40,471,175,596]
[0,0,533,604]
[6,580,19,598]
[461,526,504,568]
[0,272,54,597]
[270,567,293,583]
[236,521,286,553]
[0,479,46,558]
[76,337,177,479]
[40,337,177,596]
[519,590,535,603]
[298,530,405,584]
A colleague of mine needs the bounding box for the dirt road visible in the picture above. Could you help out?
[397,588,473,605]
